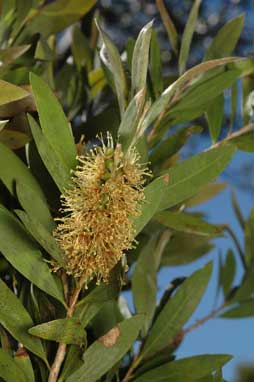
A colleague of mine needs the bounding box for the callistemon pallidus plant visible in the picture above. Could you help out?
[54,133,151,286]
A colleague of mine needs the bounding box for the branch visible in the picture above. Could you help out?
[48,275,86,382]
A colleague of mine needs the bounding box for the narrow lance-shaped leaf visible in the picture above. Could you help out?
[132,175,165,235]
[150,125,202,166]
[231,190,245,229]
[157,145,236,211]
[170,69,240,112]
[15,209,64,266]
[206,93,224,144]
[30,72,77,173]
[142,57,243,133]
[28,114,71,192]
[244,209,254,267]
[0,142,53,230]
[150,30,163,98]
[204,14,244,143]
[14,347,35,382]
[136,354,232,382]
[96,21,127,117]
[118,88,146,153]
[16,0,97,41]
[221,301,254,319]
[132,237,158,335]
[155,211,223,237]
[0,280,47,363]
[0,45,31,65]
[66,315,144,382]
[140,262,212,360]
[29,318,86,345]
[161,232,213,267]
[74,284,116,328]
[219,250,236,298]
[0,79,29,106]
[131,20,153,96]
[185,182,227,208]
[0,206,65,305]
[155,0,178,54]
[204,14,245,61]
[0,349,27,382]
[178,0,202,75]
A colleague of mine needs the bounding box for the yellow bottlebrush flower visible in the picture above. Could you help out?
[53,133,150,286]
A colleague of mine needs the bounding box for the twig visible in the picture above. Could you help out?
[181,301,227,337]
[122,353,142,382]
[47,275,86,382]
[207,123,253,150]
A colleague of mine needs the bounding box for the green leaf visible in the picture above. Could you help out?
[131,20,153,96]
[185,183,227,208]
[0,279,46,363]
[0,206,65,305]
[0,80,29,106]
[178,0,202,75]
[132,237,158,335]
[206,94,224,144]
[0,142,53,230]
[29,318,86,345]
[140,262,212,360]
[219,250,236,298]
[0,129,31,150]
[136,354,232,382]
[156,0,178,54]
[28,114,71,192]
[17,180,54,232]
[155,211,223,237]
[18,0,96,40]
[97,21,127,117]
[150,125,202,166]
[142,57,242,133]
[0,349,27,382]
[244,209,254,267]
[204,14,245,61]
[221,301,254,318]
[72,25,92,72]
[74,285,116,328]
[230,128,254,152]
[118,89,146,152]
[14,348,35,382]
[59,346,83,382]
[0,45,31,65]
[231,190,245,229]
[229,273,254,304]
[154,145,236,211]
[15,210,64,266]
[150,30,163,98]
[35,36,54,61]
[133,176,164,235]
[30,72,77,173]
[161,232,213,266]
[66,315,144,382]
[171,69,240,112]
